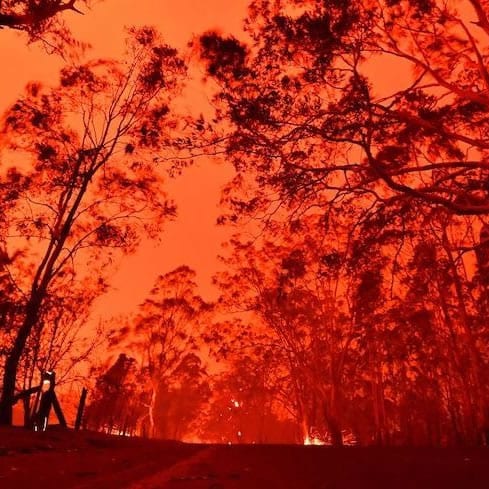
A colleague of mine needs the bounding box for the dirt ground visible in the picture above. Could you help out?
[0,427,202,488]
[1,428,489,488]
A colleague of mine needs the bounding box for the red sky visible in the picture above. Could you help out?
[1,0,479,322]
[0,0,248,318]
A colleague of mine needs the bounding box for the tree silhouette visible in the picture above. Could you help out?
[0,0,93,53]
[153,353,210,440]
[0,0,83,28]
[196,0,489,446]
[212,194,489,446]
[116,266,212,437]
[85,353,143,435]
[200,0,489,218]
[214,214,365,446]
[15,284,104,426]
[201,355,296,444]
[0,27,189,425]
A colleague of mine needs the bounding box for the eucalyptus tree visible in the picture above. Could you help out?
[200,0,489,218]
[121,266,211,437]
[198,0,489,445]
[214,214,362,445]
[0,27,192,424]
[0,0,94,53]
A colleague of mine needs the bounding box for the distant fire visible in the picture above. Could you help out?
[304,429,358,446]
[182,435,204,444]
[303,436,325,446]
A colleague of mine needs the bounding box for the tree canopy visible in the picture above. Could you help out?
[0,0,93,53]
[200,0,489,218]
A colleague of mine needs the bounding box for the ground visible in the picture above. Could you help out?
[1,428,489,488]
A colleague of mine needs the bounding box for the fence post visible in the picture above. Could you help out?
[74,388,88,431]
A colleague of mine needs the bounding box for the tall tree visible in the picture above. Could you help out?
[201,355,296,444]
[214,215,362,445]
[0,27,189,424]
[197,0,489,446]
[213,199,489,445]
[199,0,489,218]
[153,352,210,440]
[120,266,211,437]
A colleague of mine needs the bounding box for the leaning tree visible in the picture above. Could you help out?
[0,27,193,424]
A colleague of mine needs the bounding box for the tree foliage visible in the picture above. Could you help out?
[112,266,212,437]
[0,0,96,51]
[85,353,143,435]
[0,27,189,424]
[193,0,489,446]
[200,0,489,218]
[213,207,489,446]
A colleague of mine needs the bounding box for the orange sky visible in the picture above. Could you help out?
[0,0,248,319]
[1,0,480,322]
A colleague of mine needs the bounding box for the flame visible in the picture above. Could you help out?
[182,435,204,444]
[303,436,325,446]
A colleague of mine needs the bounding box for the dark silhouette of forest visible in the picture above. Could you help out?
[2,0,489,448]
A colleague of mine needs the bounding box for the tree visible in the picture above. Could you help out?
[0,27,189,425]
[15,284,103,426]
[201,355,296,444]
[119,266,212,437]
[0,249,23,364]
[85,353,144,435]
[199,0,489,218]
[197,0,489,446]
[213,214,363,446]
[153,352,210,440]
[211,193,489,446]
[0,0,92,53]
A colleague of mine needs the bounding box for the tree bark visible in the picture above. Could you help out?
[324,409,343,447]
[0,299,40,425]
[148,386,156,438]
[442,228,487,444]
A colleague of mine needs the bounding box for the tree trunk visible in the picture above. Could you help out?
[373,366,387,445]
[0,298,41,425]
[0,170,92,426]
[442,229,486,444]
[328,417,343,447]
[22,396,31,428]
[366,322,385,446]
[300,416,310,443]
[328,379,344,447]
[436,276,474,444]
[148,387,156,438]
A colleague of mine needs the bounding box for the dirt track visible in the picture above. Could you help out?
[1,428,489,488]
[130,444,489,489]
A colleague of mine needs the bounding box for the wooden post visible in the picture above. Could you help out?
[52,394,67,428]
[32,371,68,431]
[74,388,88,431]
[36,372,56,431]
